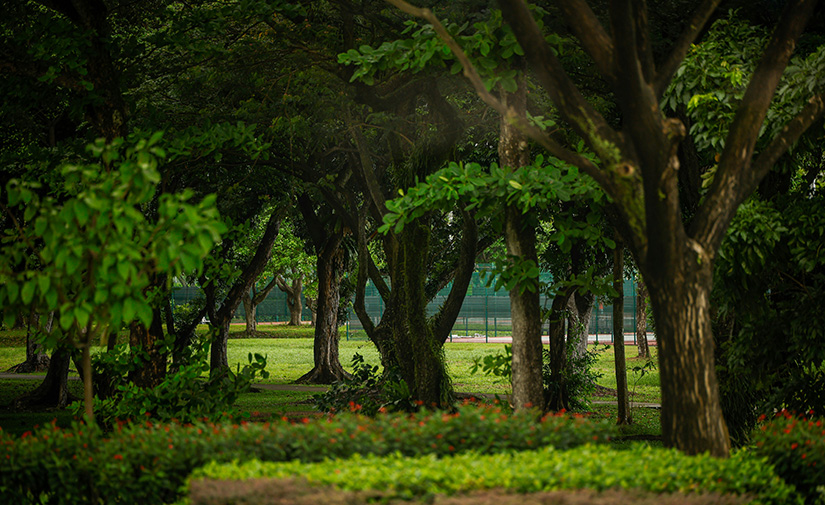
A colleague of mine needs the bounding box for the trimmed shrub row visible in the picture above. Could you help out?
[0,405,613,504]
[190,444,801,505]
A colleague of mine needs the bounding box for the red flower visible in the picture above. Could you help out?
[113,454,123,460]
[791,443,799,450]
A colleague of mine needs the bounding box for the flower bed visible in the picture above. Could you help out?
[0,405,613,504]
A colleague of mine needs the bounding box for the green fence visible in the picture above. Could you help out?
[173,270,649,343]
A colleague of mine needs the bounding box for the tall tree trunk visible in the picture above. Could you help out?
[613,239,631,424]
[296,235,347,384]
[647,257,730,456]
[636,275,650,358]
[277,275,304,326]
[14,345,73,409]
[499,68,543,411]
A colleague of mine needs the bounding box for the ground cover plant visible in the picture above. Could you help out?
[0,405,615,505]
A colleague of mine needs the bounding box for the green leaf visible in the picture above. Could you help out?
[21,280,36,305]
[508,180,523,190]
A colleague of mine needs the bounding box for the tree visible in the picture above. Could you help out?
[388,0,825,456]
[0,136,224,420]
[635,275,650,359]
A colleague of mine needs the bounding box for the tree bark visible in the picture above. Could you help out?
[8,309,50,373]
[276,274,304,326]
[499,67,544,411]
[14,345,73,409]
[545,290,573,412]
[647,257,730,455]
[242,294,257,334]
[568,290,594,361]
[208,209,283,374]
[296,234,347,384]
[613,239,631,425]
[636,275,650,358]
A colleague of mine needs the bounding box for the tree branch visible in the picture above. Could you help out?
[432,210,479,342]
[557,0,616,85]
[353,207,376,337]
[384,0,607,189]
[653,0,722,99]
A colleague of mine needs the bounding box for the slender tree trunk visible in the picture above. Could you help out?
[297,236,347,384]
[242,293,257,335]
[545,290,573,411]
[506,207,543,410]
[613,239,631,424]
[636,275,650,358]
[499,68,543,410]
[647,257,730,457]
[567,291,594,361]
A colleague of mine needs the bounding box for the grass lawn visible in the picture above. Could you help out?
[0,326,661,441]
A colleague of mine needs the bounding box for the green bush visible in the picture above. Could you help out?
[190,444,800,505]
[68,338,269,427]
[752,410,825,504]
[0,405,614,504]
[314,353,416,415]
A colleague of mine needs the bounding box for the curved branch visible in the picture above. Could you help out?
[557,0,616,85]
[653,0,722,99]
[432,210,478,342]
[384,0,607,189]
[353,207,376,337]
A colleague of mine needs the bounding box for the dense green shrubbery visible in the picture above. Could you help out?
[752,410,825,504]
[314,353,416,415]
[190,444,800,505]
[69,337,269,427]
[0,405,613,504]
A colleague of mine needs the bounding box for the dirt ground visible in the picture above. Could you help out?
[189,478,749,505]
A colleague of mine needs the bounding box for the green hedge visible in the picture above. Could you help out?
[190,444,801,505]
[0,406,613,504]
[752,410,825,504]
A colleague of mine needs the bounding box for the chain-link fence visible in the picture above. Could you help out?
[173,270,651,344]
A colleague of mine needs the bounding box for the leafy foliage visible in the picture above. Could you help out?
[68,338,269,426]
[0,405,615,504]
[314,353,415,415]
[0,134,225,346]
[714,195,825,442]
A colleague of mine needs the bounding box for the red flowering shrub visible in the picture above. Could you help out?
[0,405,614,504]
[752,409,825,504]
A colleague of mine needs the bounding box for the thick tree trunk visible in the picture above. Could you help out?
[14,345,73,409]
[613,241,631,425]
[647,258,731,457]
[636,276,650,358]
[390,222,452,407]
[209,318,232,372]
[296,236,347,384]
